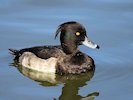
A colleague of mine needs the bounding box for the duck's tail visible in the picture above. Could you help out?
[9,48,19,56]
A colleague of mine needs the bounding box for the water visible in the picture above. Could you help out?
[0,0,133,100]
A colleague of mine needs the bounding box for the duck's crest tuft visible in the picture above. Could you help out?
[54,21,77,39]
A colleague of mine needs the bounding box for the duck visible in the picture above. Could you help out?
[9,21,99,75]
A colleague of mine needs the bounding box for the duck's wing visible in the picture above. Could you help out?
[9,45,64,60]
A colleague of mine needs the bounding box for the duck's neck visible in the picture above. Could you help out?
[61,42,78,54]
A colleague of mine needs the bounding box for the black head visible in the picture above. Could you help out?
[55,21,99,54]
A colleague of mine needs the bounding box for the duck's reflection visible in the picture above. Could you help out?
[12,62,99,100]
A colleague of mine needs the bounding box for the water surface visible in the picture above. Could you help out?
[0,0,133,100]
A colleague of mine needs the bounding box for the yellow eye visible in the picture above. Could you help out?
[76,32,80,36]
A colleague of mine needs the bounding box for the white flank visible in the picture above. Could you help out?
[19,52,57,73]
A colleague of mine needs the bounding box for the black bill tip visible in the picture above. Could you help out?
[96,45,100,49]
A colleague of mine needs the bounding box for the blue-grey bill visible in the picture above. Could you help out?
[82,36,99,49]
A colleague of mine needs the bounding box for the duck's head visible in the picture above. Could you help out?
[55,21,99,54]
